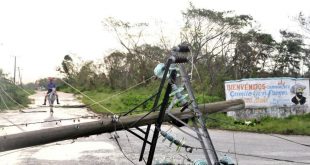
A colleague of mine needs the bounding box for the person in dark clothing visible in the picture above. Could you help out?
[291,84,306,105]
[291,91,306,105]
[42,77,60,105]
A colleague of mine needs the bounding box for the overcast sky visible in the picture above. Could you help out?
[0,0,309,83]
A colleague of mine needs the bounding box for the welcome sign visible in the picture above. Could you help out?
[225,78,310,108]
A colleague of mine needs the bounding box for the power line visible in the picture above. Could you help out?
[0,115,100,129]
[13,82,32,96]
[0,90,9,110]
[59,78,115,115]
[0,116,25,131]
[205,115,310,149]
[157,127,310,165]
[232,131,239,165]
[267,134,310,147]
[0,83,26,109]
[215,149,310,165]
[113,134,137,165]
[0,77,32,96]
[87,75,155,108]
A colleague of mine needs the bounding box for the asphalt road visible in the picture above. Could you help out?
[0,91,310,165]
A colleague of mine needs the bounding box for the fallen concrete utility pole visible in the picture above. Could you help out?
[0,99,244,152]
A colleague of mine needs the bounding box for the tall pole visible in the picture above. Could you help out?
[13,56,16,84]
[18,67,22,87]
[179,64,220,164]
[147,61,175,165]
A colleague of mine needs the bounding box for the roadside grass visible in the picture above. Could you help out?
[81,84,160,115]
[81,91,223,115]
[0,82,34,110]
[61,84,310,135]
[206,112,310,135]
[63,80,223,115]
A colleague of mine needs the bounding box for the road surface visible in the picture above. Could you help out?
[0,91,310,165]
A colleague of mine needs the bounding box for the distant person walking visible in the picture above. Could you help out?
[42,77,60,105]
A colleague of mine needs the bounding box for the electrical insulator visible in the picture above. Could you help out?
[170,84,188,106]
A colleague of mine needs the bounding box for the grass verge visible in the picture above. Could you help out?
[62,85,310,135]
[0,83,34,110]
[206,113,310,135]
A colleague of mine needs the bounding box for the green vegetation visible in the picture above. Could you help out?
[0,69,34,110]
[77,84,310,136]
[49,4,310,135]
[82,85,159,114]
[206,113,310,135]
[57,75,224,114]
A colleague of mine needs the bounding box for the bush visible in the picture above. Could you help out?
[0,80,33,110]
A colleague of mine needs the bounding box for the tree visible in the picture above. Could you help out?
[103,17,148,54]
[230,30,276,78]
[181,3,253,63]
[298,12,310,36]
[180,3,253,95]
[57,55,77,83]
[104,51,127,89]
[272,30,305,76]
[297,12,310,77]
[76,61,105,90]
[103,18,166,88]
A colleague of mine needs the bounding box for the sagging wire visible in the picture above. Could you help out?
[158,125,310,165]
[13,83,32,96]
[119,121,135,153]
[214,148,310,165]
[0,115,99,129]
[168,121,200,141]
[155,122,310,164]
[186,48,309,164]
[0,137,79,158]
[113,133,137,165]
[0,77,32,96]
[128,103,162,128]
[59,78,115,115]
[151,126,194,165]
[87,75,155,108]
[206,115,310,148]
[60,77,151,147]
[0,116,25,132]
[119,92,159,117]
[0,90,9,110]
[0,76,149,164]
[0,83,27,109]
[167,112,205,139]
[178,153,194,164]
[110,114,135,154]
[59,77,151,164]
[110,115,136,165]
[232,131,238,165]
[268,134,310,148]
[190,56,239,164]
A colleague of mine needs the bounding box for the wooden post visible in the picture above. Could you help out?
[0,99,244,152]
